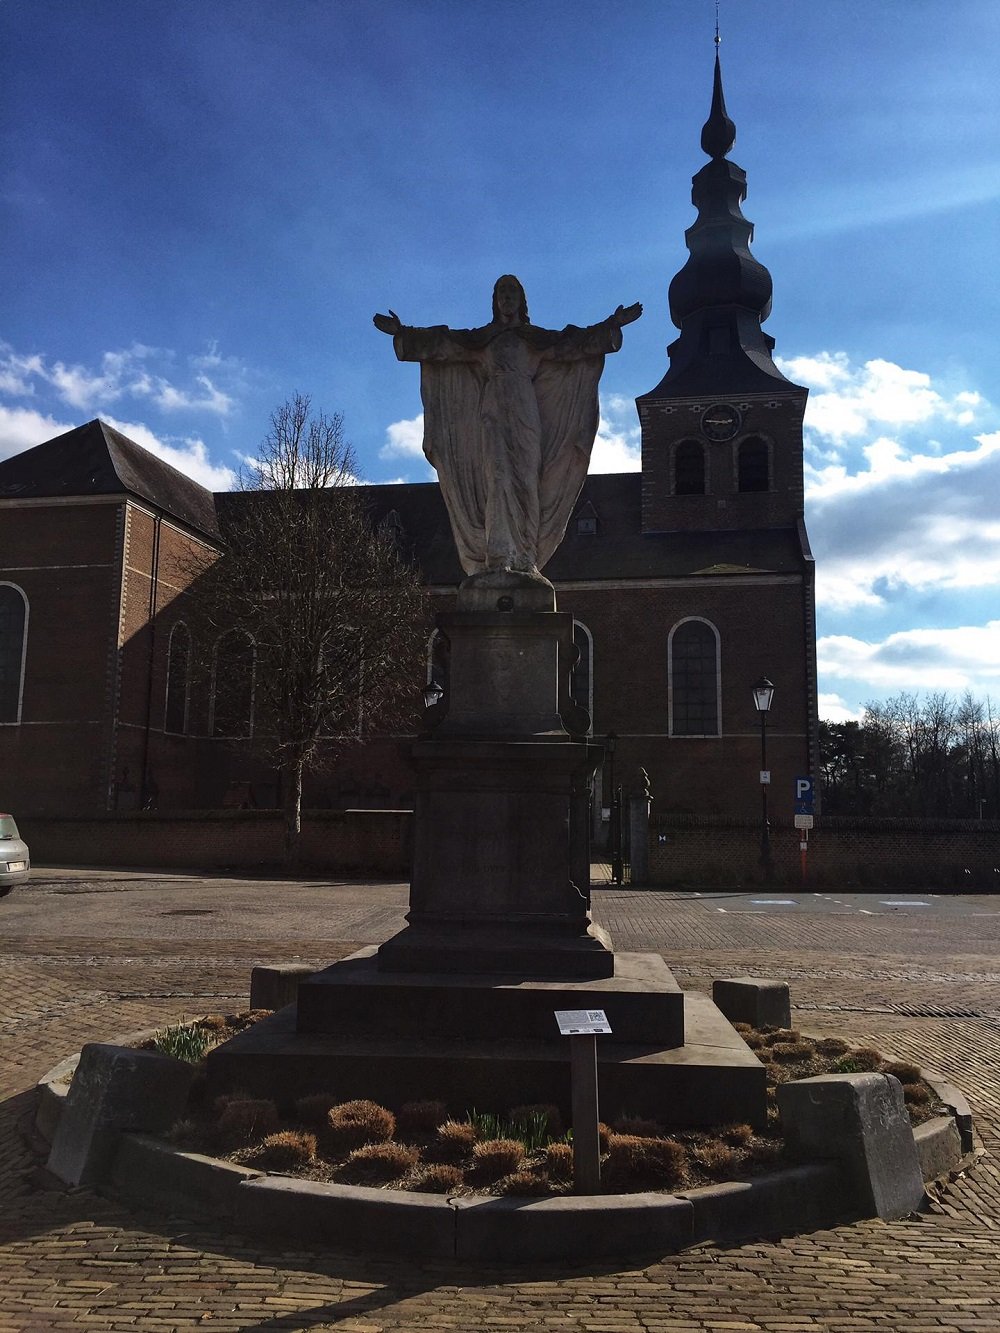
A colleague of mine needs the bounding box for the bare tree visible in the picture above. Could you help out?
[189,394,428,857]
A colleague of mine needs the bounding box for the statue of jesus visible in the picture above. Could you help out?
[374,275,641,578]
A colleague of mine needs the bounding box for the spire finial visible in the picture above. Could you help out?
[700,28,736,159]
[715,0,721,48]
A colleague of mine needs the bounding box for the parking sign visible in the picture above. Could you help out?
[794,776,814,815]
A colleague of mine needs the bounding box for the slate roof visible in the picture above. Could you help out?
[0,419,220,539]
[2,421,807,583]
[350,472,808,585]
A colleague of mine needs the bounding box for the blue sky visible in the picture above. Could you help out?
[2,0,998,721]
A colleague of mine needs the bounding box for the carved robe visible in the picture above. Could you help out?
[393,319,621,576]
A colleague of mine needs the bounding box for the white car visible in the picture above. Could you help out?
[0,813,30,895]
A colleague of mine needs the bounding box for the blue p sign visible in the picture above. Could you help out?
[794,776,814,815]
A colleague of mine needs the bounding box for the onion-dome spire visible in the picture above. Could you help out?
[641,48,794,397]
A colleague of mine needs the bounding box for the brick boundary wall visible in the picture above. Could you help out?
[20,809,413,876]
[649,813,1000,890]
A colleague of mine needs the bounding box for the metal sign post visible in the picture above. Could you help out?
[555,1008,611,1194]
[794,777,815,886]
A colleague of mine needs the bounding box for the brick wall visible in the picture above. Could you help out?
[20,808,413,875]
[648,812,1000,889]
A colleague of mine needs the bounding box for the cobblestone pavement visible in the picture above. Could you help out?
[2,870,1000,1331]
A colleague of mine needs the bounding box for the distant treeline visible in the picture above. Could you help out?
[820,691,1000,818]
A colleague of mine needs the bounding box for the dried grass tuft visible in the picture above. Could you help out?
[814,1036,850,1057]
[902,1081,931,1106]
[471,1138,526,1181]
[604,1134,688,1189]
[410,1163,464,1193]
[884,1061,922,1084]
[720,1122,754,1147]
[247,1130,318,1170]
[545,1141,574,1183]
[771,1040,815,1063]
[197,1014,230,1032]
[326,1100,396,1154]
[496,1168,551,1196]
[337,1141,419,1184]
[846,1047,885,1071]
[693,1140,740,1178]
[216,1098,280,1148]
[426,1120,478,1162]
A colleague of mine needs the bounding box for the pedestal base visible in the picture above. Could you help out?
[205,957,765,1130]
[377,921,615,978]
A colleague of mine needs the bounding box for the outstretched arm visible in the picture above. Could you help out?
[373,310,403,335]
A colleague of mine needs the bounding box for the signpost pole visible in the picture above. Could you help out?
[555,1008,610,1195]
[570,1033,601,1194]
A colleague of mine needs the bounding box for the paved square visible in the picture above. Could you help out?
[2,869,999,1331]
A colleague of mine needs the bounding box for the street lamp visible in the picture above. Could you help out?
[422,680,444,709]
[752,677,775,879]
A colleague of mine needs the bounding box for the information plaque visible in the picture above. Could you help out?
[554,1008,612,1036]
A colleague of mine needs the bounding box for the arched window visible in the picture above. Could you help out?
[738,436,770,492]
[674,440,706,495]
[210,631,255,738]
[571,620,593,726]
[164,622,191,735]
[669,618,720,737]
[0,583,27,724]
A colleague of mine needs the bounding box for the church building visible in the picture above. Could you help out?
[0,57,818,827]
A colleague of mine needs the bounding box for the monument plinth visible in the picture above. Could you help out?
[378,577,613,977]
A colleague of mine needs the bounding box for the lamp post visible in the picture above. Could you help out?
[752,677,775,879]
[606,731,622,884]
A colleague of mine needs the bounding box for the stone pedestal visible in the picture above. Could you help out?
[378,582,611,978]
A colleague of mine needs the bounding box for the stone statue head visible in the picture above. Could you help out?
[492,275,529,325]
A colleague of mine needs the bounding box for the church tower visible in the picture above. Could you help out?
[638,52,808,535]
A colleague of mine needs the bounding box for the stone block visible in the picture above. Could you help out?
[453,1191,692,1263]
[777,1072,925,1220]
[46,1043,196,1188]
[234,1176,456,1258]
[683,1161,854,1244]
[713,977,791,1029]
[913,1116,964,1182]
[249,964,317,1012]
[110,1133,260,1220]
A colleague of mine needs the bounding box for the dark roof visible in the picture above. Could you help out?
[0,419,220,538]
[353,473,808,585]
[2,421,807,582]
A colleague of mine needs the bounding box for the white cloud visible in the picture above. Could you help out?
[103,416,236,491]
[780,352,985,448]
[807,429,1000,504]
[380,413,427,461]
[818,693,865,723]
[0,338,240,418]
[590,395,641,473]
[0,344,45,397]
[152,373,233,416]
[0,403,74,459]
[818,623,1000,695]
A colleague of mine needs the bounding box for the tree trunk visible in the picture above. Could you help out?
[283,755,305,865]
